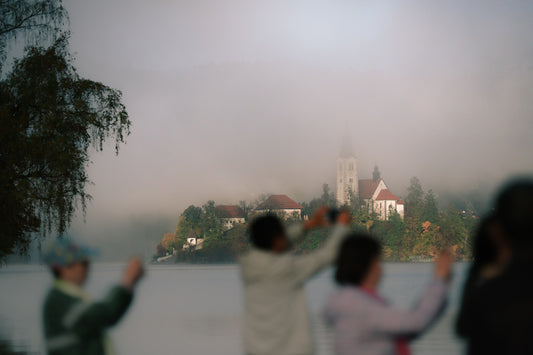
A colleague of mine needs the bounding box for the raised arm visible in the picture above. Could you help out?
[286,207,329,244]
[290,210,351,285]
[64,258,144,337]
[367,279,448,335]
[368,250,453,335]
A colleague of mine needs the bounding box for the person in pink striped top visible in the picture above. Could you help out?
[324,234,453,355]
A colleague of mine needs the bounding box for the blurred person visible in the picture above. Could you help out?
[324,234,452,355]
[468,213,511,281]
[457,178,533,355]
[455,213,511,336]
[240,208,351,355]
[42,238,144,355]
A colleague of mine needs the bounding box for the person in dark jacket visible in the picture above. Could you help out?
[42,239,143,355]
[456,178,533,355]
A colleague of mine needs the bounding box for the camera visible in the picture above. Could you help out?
[327,208,340,223]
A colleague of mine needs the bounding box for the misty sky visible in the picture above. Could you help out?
[36,0,533,245]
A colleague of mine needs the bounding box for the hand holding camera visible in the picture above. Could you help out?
[304,207,351,231]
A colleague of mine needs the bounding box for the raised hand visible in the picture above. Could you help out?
[434,249,454,282]
[336,210,351,226]
[121,257,144,291]
[304,207,329,231]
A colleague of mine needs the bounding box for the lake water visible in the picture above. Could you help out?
[0,262,469,354]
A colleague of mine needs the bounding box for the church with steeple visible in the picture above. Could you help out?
[336,136,404,220]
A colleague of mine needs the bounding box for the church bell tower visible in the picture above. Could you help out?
[336,134,358,206]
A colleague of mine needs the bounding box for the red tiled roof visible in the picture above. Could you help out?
[397,199,405,205]
[256,194,303,210]
[376,189,401,201]
[358,178,382,199]
[215,205,246,218]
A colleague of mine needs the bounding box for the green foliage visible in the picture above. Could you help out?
[200,200,223,238]
[175,205,203,246]
[172,201,225,261]
[0,36,130,260]
[320,183,336,206]
[405,176,424,219]
[384,211,405,260]
[440,202,470,256]
[369,211,405,261]
[293,228,328,252]
[0,0,67,74]
[421,189,440,224]
[198,223,248,262]
[164,178,480,263]
[412,221,442,258]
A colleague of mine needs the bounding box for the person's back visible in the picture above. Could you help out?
[43,281,134,355]
[240,210,350,355]
[457,178,533,355]
[464,260,533,355]
[240,249,315,354]
[324,234,452,355]
[42,239,143,355]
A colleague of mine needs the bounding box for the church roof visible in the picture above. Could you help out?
[215,205,246,218]
[359,178,382,199]
[397,199,405,205]
[187,229,198,239]
[256,194,303,210]
[375,189,401,201]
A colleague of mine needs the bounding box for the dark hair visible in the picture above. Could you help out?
[471,214,499,268]
[335,233,382,286]
[495,178,533,248]
[249,214,285,251]
[51,267,61,279]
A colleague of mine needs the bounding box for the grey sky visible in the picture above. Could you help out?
[52,0,533,234]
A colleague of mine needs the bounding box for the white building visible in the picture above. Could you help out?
[215,205,246,230]
[336,136,404,220]
[255,194,303,220]
[359,178,405,220]
[183,229,204,250]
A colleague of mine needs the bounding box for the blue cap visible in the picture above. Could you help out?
[43,238,97,268]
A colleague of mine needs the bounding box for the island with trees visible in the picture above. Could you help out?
[155,178,480,264]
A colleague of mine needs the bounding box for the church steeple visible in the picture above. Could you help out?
[373,165,381,182]
[339,131,355,158]
[336,133,358,206]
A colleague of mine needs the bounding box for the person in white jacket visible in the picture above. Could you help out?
[240,208,351,355]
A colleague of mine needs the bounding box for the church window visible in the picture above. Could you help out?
[349,162,354,170]
[349,178,353,183]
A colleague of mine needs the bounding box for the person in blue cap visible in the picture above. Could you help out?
[42,238,143,355]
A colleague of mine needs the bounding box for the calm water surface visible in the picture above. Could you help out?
[0,262,468,354]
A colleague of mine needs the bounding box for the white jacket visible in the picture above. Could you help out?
[240,224,350,355]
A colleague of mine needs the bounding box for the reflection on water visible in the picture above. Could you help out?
[0,263,468,354]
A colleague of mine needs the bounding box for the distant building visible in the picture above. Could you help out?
[336,135,404,220]
[359,178,404,220]
[183,229,204,250]
[255,194,303,220]
[215,205,246,230]
[336,134,359,205]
